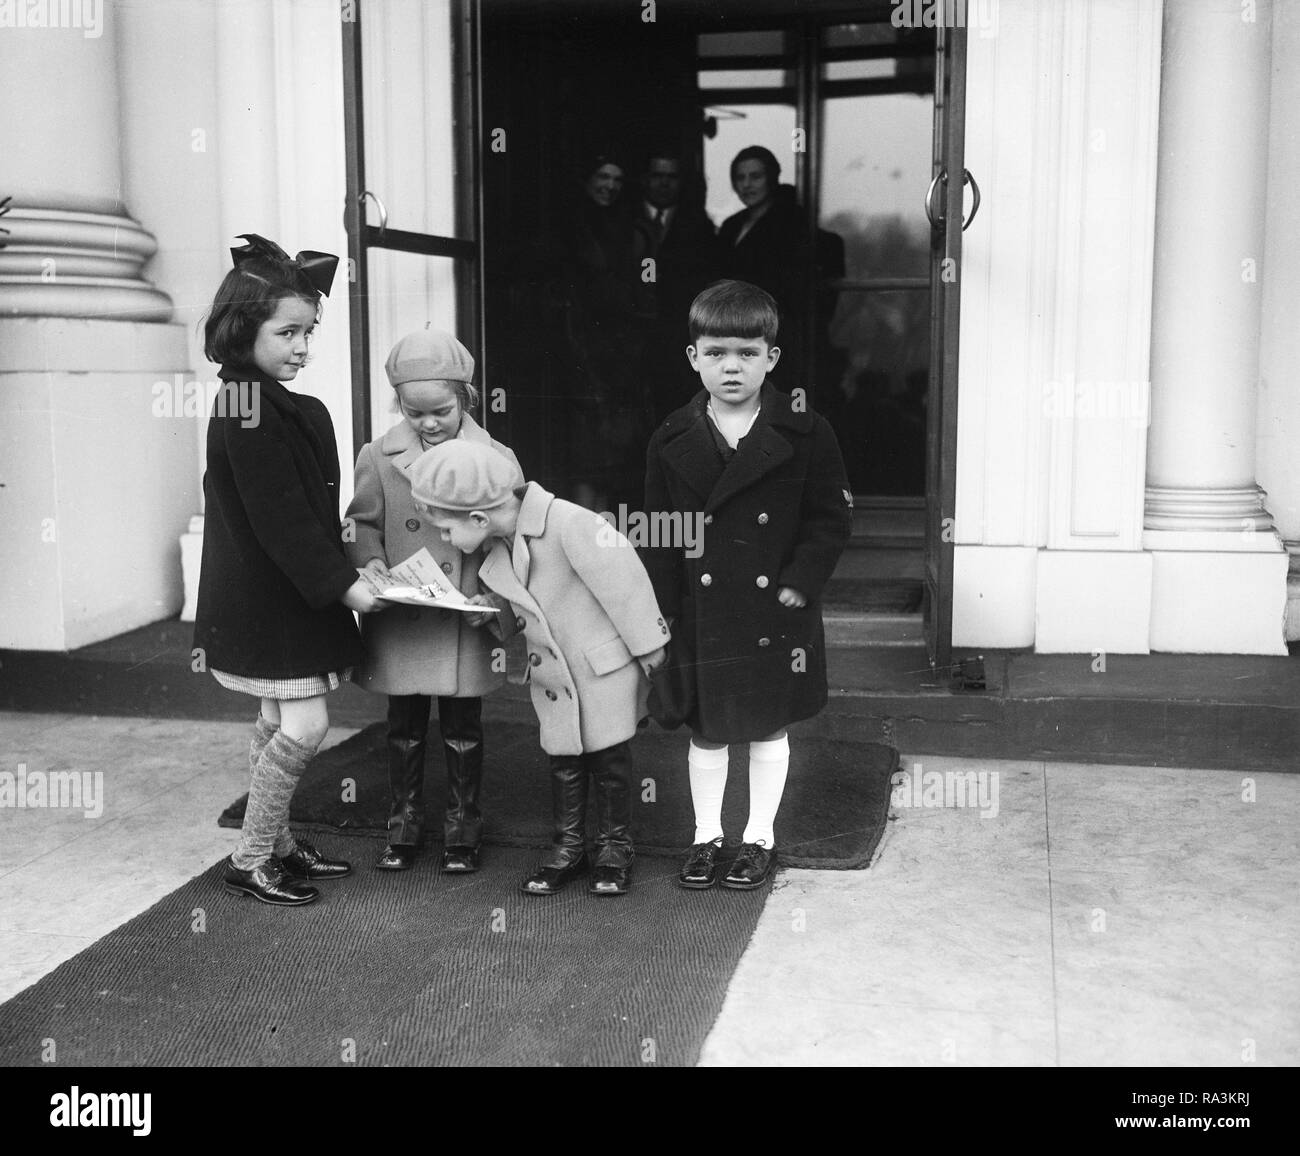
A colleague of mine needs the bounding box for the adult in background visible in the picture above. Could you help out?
[555,153,649,512]
[718,145,811,383]
[631,152,719,419]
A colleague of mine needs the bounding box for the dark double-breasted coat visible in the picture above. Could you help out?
[193,365,363,678]
[642,383,853,742]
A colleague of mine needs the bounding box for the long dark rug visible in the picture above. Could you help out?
[220,721,898,870]
[0,836,767,1067]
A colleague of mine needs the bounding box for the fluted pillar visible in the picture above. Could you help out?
[0,18,171,319]
[0,9,192,650]
[1143,0,1287,653]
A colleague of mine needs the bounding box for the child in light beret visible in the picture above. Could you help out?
[345,329,523,875]
[409,439,669,897]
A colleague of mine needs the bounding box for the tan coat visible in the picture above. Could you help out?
[345,415,523,697]
[480,483,670,756]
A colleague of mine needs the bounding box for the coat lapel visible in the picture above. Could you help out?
[659,395,726,505]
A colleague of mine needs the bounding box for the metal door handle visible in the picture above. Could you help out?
[360,189,388,238]
[924,169,981,231]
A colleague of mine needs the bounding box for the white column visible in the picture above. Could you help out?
[1143,0,1287,654]
[0,8,192,650]
[0,15,171,319]
[1258,1,1300,640]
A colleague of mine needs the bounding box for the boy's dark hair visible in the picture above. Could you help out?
[203,257,322,366]
[688,279,780,345]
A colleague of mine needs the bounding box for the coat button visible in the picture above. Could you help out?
[515,616,526,631]
[441,561,453,574]
[758,637,771,647]
[529,652,541,666]
[545,690,557,701]
[405,518,420,531]
[756,575,769,589]
[703,514,713,525]
[700,574,712,586]
[757,512,769,525]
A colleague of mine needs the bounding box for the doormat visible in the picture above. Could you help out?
[220,720,898,870]
[0,837,767,1067]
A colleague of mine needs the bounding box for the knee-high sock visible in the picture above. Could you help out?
[249,715,296,858]
[688,741,729,845]
[743,736,790,848]
[233,730,318,871]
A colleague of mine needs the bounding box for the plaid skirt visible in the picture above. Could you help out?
[211,668,353,700]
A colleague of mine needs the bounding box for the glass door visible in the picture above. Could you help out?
[923,23,970,674]
[342,0,481,461]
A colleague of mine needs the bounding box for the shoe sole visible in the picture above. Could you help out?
[720,875,772,890]
[676,876,717,890]
[223,882,318,906]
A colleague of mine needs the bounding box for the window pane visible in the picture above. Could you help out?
[823,58,897,82]
[819,94,932,279]
[824,23,904,50]
[697,69,793,90]
[822,290,930,496]
[366,249,460,440]
[697,30,788,57]
[362,0,462,238]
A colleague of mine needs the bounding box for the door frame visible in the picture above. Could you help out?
[923,22,968,674]
[341,0,483,463]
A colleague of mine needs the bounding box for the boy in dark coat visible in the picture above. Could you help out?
[642,279,853,891]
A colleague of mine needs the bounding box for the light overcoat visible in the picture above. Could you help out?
[345,415,523,697]
[479,483,671,756]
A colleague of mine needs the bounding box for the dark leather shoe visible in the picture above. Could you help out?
[223,857,318,906]
[440,845,480,873]
[722,842,777,890]
[678,839,724,890]
[375,843,417,871]
[589,859,632,896]
[281,839,351,880]
[521,854,589,895]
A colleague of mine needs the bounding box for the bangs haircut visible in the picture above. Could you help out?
[390,378,482,414]
[689,279,779,346]
[203,256,322,366]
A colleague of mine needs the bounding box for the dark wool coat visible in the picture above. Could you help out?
[642,384,853,742]
[193,366,363,678]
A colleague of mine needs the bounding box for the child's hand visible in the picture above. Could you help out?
[342,579,383,614]
[463,593,497,629]
[638,646,667,677]
[362,557,391,580]
[777,586,807,609]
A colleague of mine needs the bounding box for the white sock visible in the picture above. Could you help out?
[688,741,729,845]
[743,736,790,847]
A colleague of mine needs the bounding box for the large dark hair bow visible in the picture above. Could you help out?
[230,233,339,298]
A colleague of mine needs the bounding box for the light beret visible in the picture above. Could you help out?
[409,438,520,512]
[385,328,475,388]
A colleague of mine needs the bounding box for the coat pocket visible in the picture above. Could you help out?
[585,636,633,677]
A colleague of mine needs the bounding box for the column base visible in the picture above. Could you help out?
[1149,549,1288,655]
[0,318,195,650]
[1034,551,1152,654]
[952,546,1037,649]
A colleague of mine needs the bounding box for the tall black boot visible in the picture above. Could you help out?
[376,694,431,871]
[437,695,484,872]
[520,757,589,895]
[588,742,634,895]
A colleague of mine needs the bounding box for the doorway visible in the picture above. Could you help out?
[341,0,965,669]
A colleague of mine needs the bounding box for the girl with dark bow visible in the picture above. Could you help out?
[194,234,384,907]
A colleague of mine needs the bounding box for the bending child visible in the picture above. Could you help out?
[409,440,668,897]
